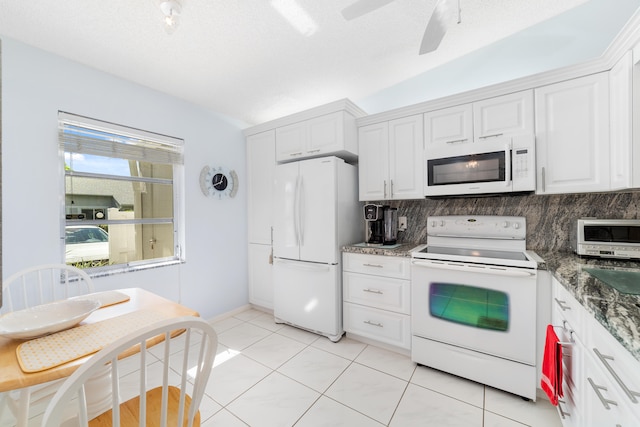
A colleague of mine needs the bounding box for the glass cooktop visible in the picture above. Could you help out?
[417,246,529,262]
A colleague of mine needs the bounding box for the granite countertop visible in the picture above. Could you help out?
[341,242,423,258]
[536,250,640,362]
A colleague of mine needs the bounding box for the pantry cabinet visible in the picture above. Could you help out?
[246,130,276,309]
[275,111,358,163]
[535,73,610,194]
[552,277,640,426]
[358,114,424,201]
[342,253,411,349]
[424,90,533,147]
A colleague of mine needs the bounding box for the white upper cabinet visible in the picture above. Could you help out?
[358,115,424,201]
[275,111,357,162]
[358,122,389,201]
[473,90,534,140]
[389,115,424,199]
[424,104,473,147]
[535,73,610,194]
[424,90,534,148]
[247,130,276,244]
[609,51,633,190]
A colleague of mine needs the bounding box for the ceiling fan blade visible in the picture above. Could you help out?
[419,0,458,55]
[341,0,397,21]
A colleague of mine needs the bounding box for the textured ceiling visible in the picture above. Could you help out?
[0,0,611,125]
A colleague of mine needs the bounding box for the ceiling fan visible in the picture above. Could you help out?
[341,0,461,55]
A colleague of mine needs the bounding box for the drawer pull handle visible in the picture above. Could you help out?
[363,288,383,294]
[593,348,640,403]
[289,152,303,157]
[554,298,571,311]
[307,149,321,153]
[363,263,383,268]
[587,377,618,410]
[478,133,504,139]
[364,320,383,328]
[552,322,575,345]
[445,138,468,144]
[557,399,570,419]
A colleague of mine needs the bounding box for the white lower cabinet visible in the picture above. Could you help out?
[552,277,640,426]
[248,243,273,309]
[342,253,411,349]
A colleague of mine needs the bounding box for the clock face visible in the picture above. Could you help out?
[200,166,238,199]
[212,173,228,191]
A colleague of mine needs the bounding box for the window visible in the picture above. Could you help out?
[59,112,184,270]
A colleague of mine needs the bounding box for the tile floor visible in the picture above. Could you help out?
[2,307,563,427]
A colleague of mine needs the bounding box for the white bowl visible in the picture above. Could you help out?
[0,299,101,339]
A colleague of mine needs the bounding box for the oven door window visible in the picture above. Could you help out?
[428,151,505,186]
[429,282,509,332]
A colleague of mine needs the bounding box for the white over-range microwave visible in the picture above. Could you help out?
[425,135,535,197]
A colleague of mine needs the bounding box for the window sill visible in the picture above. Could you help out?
[82,259,184,280]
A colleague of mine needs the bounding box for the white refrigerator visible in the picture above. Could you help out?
[273,156,361,341]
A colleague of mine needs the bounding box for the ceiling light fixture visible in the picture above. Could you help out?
[271,0,318,37]
[159,0,182,34]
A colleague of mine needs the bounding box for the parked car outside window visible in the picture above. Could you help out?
[65,225,109,264]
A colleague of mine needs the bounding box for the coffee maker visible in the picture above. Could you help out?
[364,204,398,245]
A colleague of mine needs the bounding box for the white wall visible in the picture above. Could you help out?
[1,38,248,319]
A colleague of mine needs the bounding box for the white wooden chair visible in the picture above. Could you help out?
[1,264,95,426]
[41,316,218,427]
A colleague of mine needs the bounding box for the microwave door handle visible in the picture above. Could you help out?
[505,145,511,186]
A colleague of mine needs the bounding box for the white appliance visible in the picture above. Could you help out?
[411,215,539,400]
[570,218,640,259]
[273,156,360,342]
[425,135,535,197]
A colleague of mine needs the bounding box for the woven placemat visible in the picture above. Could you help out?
[17,309,171,373]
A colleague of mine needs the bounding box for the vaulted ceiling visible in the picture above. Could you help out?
[0,0,637,125]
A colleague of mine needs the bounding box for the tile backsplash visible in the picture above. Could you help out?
[379,191,640,251]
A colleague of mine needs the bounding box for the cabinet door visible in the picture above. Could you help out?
[358,122,390,201]
[424,104,473,147]
[275,121,306,162]
[473,90,534,140]
[388,115,424,199]
[535,73,610,194]
[609,52,633,190]
[307,111,343,155]
[248,243,273,309]
[247,130,276,244]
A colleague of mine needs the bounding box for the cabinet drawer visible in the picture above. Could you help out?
[585,313,640,413]
[343,272,410,314]
[344,303,411,349]
[552,307,584,405]
[343,253,410,279]
[552,278,584,337]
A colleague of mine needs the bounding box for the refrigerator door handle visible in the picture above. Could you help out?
[299,175,305,247]
[294,174,301,247]
[274,258,332,272]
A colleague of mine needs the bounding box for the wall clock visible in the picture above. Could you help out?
[200,166,238,199]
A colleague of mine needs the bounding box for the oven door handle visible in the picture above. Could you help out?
[411,260,536,277]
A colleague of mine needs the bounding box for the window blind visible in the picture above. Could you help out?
[58,112,184,165]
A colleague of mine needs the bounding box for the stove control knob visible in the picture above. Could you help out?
[513,223,520,230]
[440,220,446,227]
[502,221,509,228]
[430,220,437,227]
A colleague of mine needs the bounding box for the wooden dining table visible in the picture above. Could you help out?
[0,287,199,394]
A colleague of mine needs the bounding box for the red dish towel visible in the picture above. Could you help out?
[541,324,564,405]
